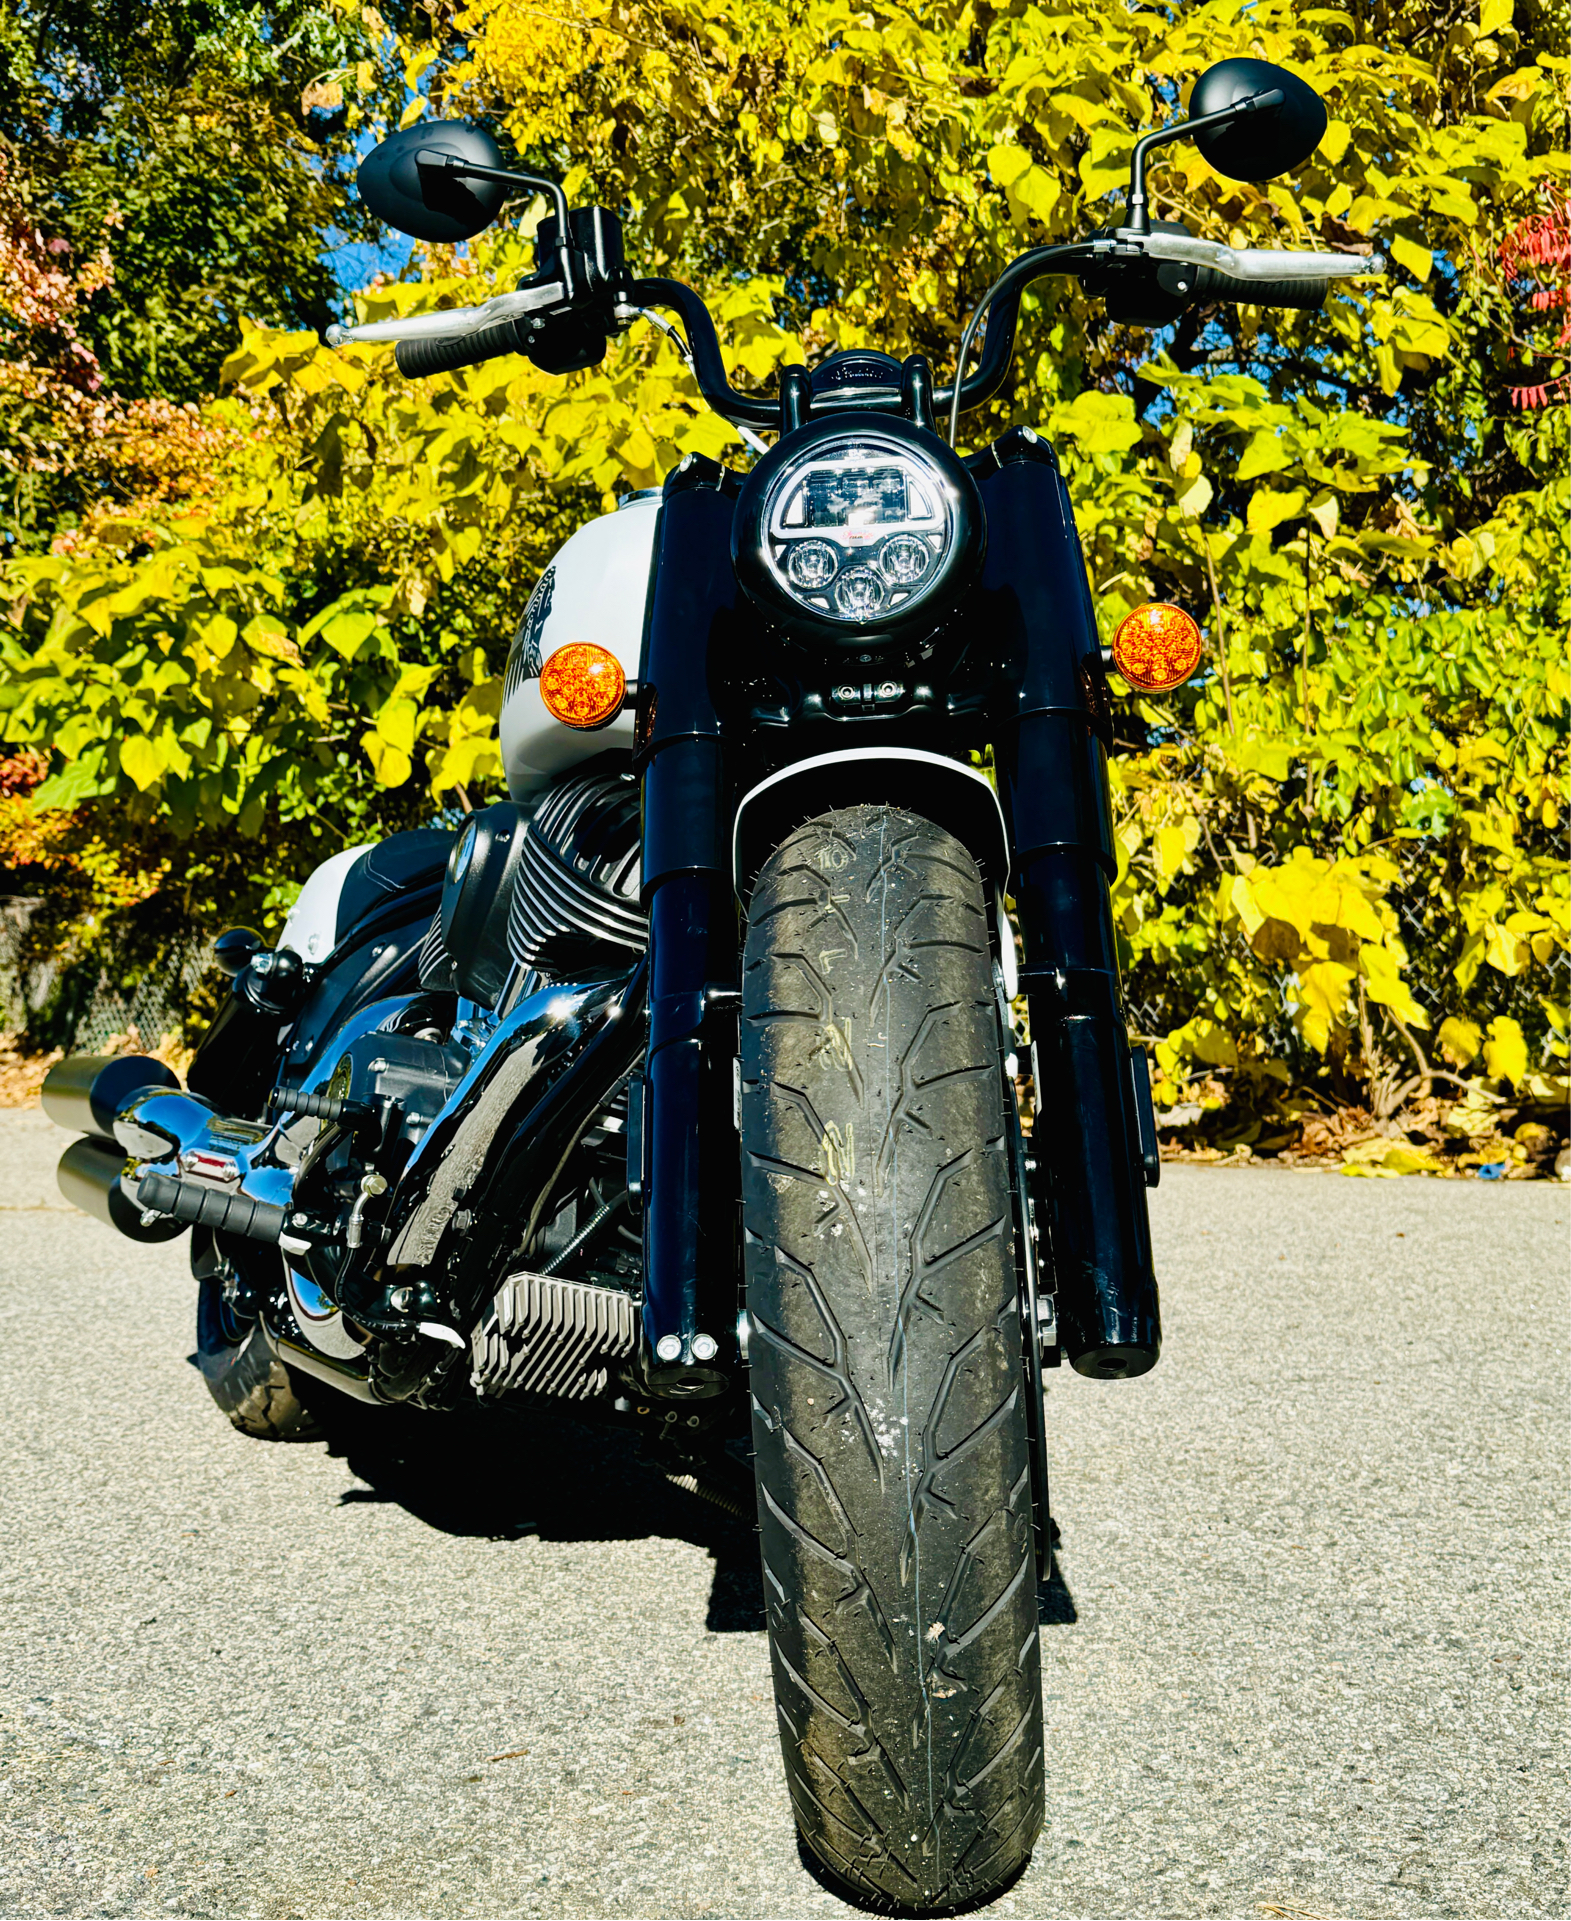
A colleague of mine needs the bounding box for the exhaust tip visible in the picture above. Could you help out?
[42,1053,180,1140]
[56,1135,187,1243]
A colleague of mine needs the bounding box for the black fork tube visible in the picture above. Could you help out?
[980,436,1161,1379]
[636,459,744,1397]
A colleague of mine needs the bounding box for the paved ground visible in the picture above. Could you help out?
[1,1102,1566,1920]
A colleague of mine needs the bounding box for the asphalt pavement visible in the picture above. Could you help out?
[1,1102,1565,1920]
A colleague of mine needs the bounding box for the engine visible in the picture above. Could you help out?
[45,765,656,1425]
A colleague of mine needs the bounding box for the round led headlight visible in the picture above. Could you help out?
[732,415,984,648]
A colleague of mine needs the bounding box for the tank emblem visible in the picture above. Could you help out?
[504,564,556,698]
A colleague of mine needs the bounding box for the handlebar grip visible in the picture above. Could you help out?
[1193,266,1327,311]
[395,320,525,378]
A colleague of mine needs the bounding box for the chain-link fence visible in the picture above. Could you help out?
[0,895,213,1054]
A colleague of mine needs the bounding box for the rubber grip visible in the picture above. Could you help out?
[1194,266,1327,310]
[136,1170,287,1244]
[396,320,524,378]
[267,1084,375,1128]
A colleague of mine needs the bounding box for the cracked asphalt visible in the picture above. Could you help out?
[1,1102,1566,1919]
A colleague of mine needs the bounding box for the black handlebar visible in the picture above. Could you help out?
[396,319,526,379]
[1191,266,1327,310]
[627,276,778,425]
[392,246,1331,426]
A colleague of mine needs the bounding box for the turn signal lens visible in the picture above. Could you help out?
[539,642,626,730]
[1110,602,1204,693]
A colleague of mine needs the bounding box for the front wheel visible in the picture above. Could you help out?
[740,805,1043,1911]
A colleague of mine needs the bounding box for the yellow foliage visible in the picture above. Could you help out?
[1482,1016,1529,1086]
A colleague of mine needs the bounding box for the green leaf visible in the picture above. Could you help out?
[1049,390,1141,455]
[119,735,165,792]
[987,144,1031,187]
[31,755,111,810]
[1237,433,1294,481]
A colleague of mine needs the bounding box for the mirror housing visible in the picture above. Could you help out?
[1188,59,1327,182]
[356,121,508,243]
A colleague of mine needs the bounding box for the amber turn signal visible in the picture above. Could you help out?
[539,642,627,730]
[1110,601,1204,693]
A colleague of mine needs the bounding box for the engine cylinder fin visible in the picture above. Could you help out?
[416,911,459,993]
[506,769,646,979]
[471,1268,639,1402]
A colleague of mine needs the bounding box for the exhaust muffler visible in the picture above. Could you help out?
[54,1132,187,1243]
[45,1055,191,1244]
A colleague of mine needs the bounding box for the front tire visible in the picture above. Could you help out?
[740,805,1043,1911]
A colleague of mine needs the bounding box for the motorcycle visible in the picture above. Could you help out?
[45,58,1379,1912]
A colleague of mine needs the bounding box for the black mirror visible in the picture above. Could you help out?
[1188,59,1327,182]
[212,926,264,978]
[356,120,508,243]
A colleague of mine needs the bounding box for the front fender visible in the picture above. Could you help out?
[731,746,1010,905]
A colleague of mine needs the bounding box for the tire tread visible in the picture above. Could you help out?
[741,804,1042,1910]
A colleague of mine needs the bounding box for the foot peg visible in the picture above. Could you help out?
[266,1084,376,1130]
[133,1170,290,1246]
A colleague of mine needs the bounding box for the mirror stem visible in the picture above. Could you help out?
[415,153,575,290]
[1121,86,1284,236]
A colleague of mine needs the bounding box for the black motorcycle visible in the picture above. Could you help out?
[46,58,1378,1911]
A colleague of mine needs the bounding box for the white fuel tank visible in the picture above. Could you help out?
[499,490,661,797]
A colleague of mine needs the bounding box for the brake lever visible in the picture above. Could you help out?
[1126,230,1386,280]
[326,278,569,350]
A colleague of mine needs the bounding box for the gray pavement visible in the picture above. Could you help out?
[1,1103,1566,1919]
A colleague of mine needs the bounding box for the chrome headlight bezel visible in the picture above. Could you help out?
[732,416,984,648]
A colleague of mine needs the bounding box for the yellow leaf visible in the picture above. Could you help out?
[243,616,300,664]
[1437,1015,1482,1067]
[1226,873,1265,938]
[1175,472,1212,518]
[1320,120,1352,166]
[1483,1016,1528,1086]
[119,735,164,792]
[373,696,421,755]
[1155,824,1190,884]
[987,144,1031,187]
[361,732,412,789]
[1306,492,1339,539]
[1359,944,1429,1027]
[1247,489,1307,535]
[1381,1145,1445,1175]
[1483,920,1530,976]
[1479,0,1513,30]
[1012,164,1060,223]
[1297,960,1356,1049]
[1168,420,1193,473]
[194,614,238,660]
[619,427,657,472]
[1390,234,1433,283]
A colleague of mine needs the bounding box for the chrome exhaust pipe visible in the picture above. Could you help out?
[55,1134,187,1243]
[42,1053,180,1139]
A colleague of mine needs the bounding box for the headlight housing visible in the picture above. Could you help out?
[732,416,984,648]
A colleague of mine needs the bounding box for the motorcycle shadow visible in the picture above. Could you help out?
[304,1395,1078,1638]
[308,1394,768,1633]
